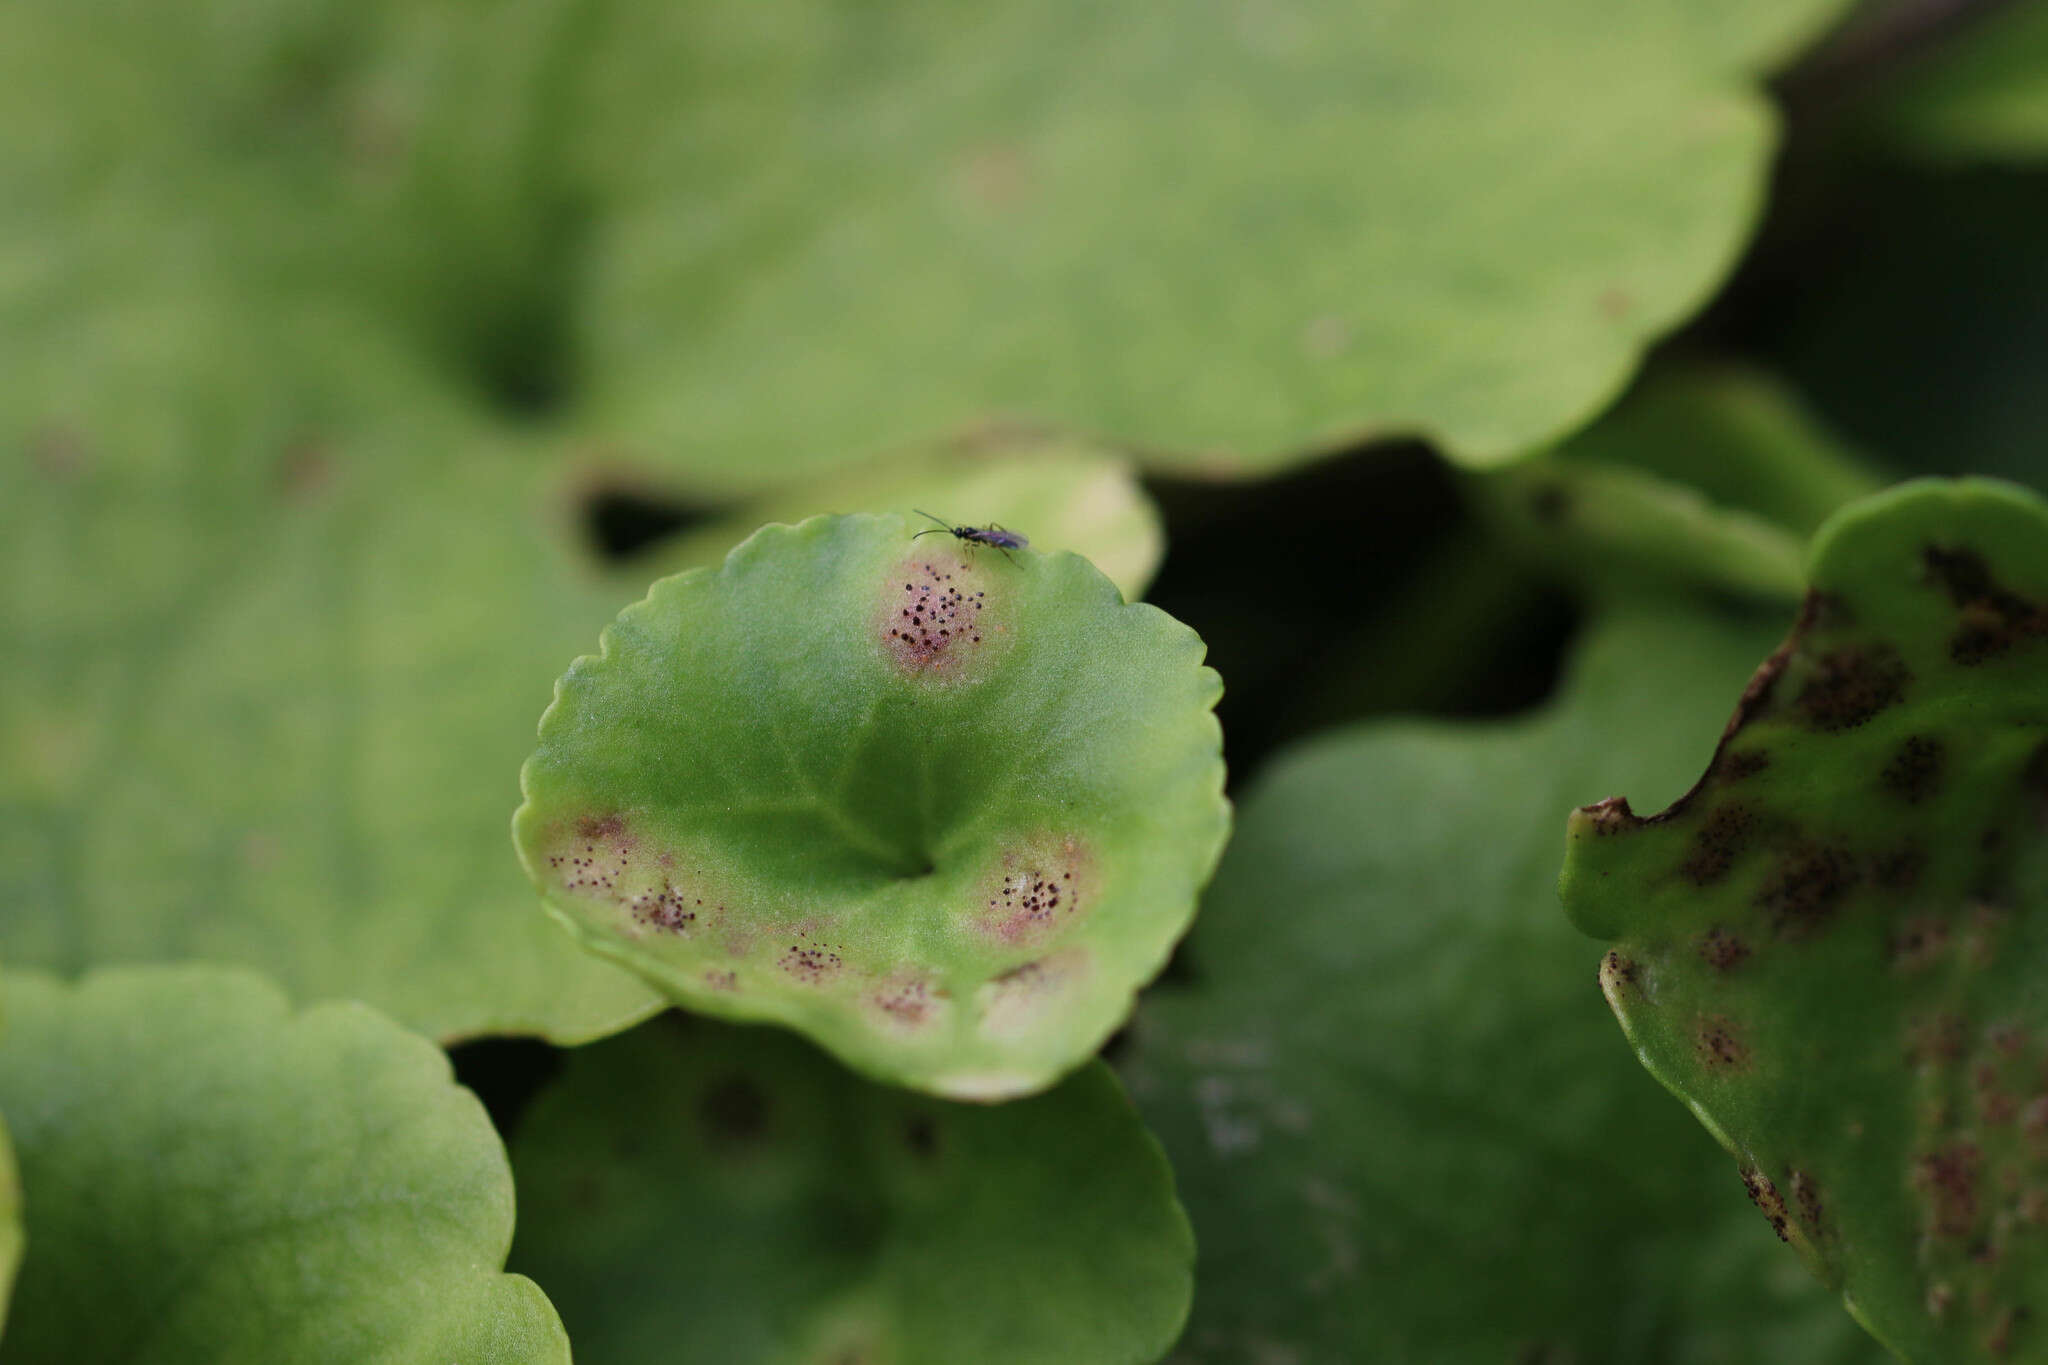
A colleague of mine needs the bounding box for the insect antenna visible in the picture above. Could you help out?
[911,508,953,540]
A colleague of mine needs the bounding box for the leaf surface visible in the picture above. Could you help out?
[0,965,568,1363]
[1562,479,2048,1362]
[516,513,1229,1098]
[0,300,661,1043]
[511,1016,1192,1365]
[1126,606,1885,1363]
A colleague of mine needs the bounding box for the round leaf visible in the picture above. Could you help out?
[0,300,660,1044]
[0,965,568,1363]
[635,437,1165,603]
[569,0,1856,484]
[515,513,1229,1099]
[1561,479,2048,1362]
[1125,606,1884,1362]
[510,1015,1193,1365]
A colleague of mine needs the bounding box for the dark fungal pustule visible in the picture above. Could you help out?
[1882,735,1945,805]
[881,557,990,674]
[1698,926,1750,971]
[1792,644,1910,733]
[1791,1169,1825,1239]
[1679,804,1755,886]
[1914,1142,1982,1239]
[1695,1015,1749,1070]
[1923,544,2048,666]
[1754,842,1858,938]
[1741,1166,1792,1243]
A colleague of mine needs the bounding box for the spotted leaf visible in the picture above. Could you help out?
[514,513,1228,1099]
[1123,606,1881,1363]
[1562,479,2048,1362]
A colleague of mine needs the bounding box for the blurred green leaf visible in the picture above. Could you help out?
[640,435,1165,600]
[567,0,1857,484]
[0,965,567,1363]
[2,0,1859,491]
[511,1015,1192,1365]
[1562,479,2048,1363]
[1856,1,2048,163]
[1124,605,1884,1363]
[0,298,661,1044]
[516,513,1228,1098]
[1471,364,1883,602]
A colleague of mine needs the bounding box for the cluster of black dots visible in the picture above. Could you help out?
[990,868,1075,927]
[891,565,984,655]
[629,883,700,933]
[781,936,845,984]
[548,843,624,894]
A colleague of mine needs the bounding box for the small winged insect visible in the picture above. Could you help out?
[911,509,1030,563]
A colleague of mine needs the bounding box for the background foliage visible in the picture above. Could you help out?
[5,0,2048,1359]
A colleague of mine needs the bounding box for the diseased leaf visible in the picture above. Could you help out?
[515,513,1228,1099]
[1562,479,2048,1362]
[567,0,1856,483]
[0,965,567,1363]
[510,1015,1192,1365]
[0,299,660,1044]
[1125,606,1883,1363]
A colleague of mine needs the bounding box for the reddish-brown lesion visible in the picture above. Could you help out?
[875,553,997,679]
[973,834,1096,947]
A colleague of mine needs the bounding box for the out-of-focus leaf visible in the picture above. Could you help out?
[516,514,1228,1098]
[1563,479,2048,1363]
[1472,364,1883,601]
[1124,606,1884,1363]
[511,1015,1192,1365]
[640,436,1164,600]
[0,297,661,1044]
[0,965,568,1363]
[1857,2,2048,163]
[565,0,1856,485]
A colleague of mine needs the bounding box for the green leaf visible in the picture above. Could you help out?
[1471,365,1883,603]
[510,1015,1192,1365]
[0,965,567,1363]
[1561,479,2048,1362]
[639,436,1165,602]
[1856,3,2048,163]
[0,299,660,1044]
[515,513,1228,1099]
[568,0,1855,483]
[3,0,1855,486]
[1124,605,1883,1363]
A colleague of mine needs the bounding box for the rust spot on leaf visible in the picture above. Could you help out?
[1698,927,1750,971]
[1679,804,1756,886]
[1793,645,1909,732]
[1883,736,1945,804]
[1696,1015,1749,1070]
[1914,1142,1982,1238]
[1924,544,2048,665]
[1741,1166,1792,1242]
[1755,842,1858,938]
